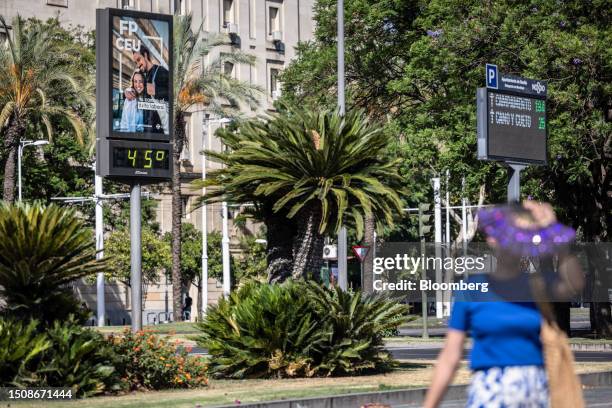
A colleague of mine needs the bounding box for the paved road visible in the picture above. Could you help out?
[395,386,612,407]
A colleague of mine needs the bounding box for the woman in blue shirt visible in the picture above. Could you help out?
[423,201,582,408]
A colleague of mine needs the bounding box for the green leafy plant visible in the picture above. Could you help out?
[0,318,119,397]
[196,281,408,378]
[108,329,208,390]
[197,106,404,282]
[0,203,105,325]
[42,319,119,397]
[0,319,50,386]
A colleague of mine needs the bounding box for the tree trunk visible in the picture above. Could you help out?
[362,214,375,293]
[2,117,24,203]
[265,205,295,283]
[291,206,324,281]
[171,113,185,321]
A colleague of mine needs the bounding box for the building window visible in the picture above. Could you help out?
[118,0,133,8]
[0,27,9,44]
[224,61,235,77]
[180,114,192,161]
[268,6,280,36]
[269,67,281,100]
[249,65,256,85]
[222,0,234,28]
[249,0,256,39]
[175,0,188,15]
[47,0,68,6]
[181,197,190,219]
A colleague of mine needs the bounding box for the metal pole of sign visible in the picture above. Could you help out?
[94,167,105,327]
[507,164,526,203]
[360,260,364,289]
[17,143,23,202]
[418,205,429,340]
[336,0,348,291]
[130,182,142,332]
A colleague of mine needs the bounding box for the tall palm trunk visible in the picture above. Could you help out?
[291,206,324,281]
[266,207,295,283]
[363,214,375,293]
[171,113,185,321]
[2,117,24,203]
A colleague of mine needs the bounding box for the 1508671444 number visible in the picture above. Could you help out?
[0,388,73,400]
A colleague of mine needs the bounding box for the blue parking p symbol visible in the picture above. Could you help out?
[486,64,498,89]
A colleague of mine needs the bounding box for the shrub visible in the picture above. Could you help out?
[108,330,208,390]
[0,319,50,386]
[0,318,118,397]
[196,281,408,378]
[42,320,119,397]
[0,203,105,325]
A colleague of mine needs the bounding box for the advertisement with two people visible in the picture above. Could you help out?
[111,15,170,137]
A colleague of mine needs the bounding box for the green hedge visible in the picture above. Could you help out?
[196,281,408,378]
[0,318,118,396]
[0,319,208,396]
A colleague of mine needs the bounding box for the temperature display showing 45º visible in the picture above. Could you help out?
[112,147,170,170]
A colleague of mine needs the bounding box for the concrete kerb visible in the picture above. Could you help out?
[384,342,612,352]
[570,343,612,352]
[211,371,612,408]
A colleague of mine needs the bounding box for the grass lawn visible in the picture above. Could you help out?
[11,360,612,408]
[94,322,199,335]
[400,317,446,329]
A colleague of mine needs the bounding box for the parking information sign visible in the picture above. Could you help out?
[477,65,548,165]
[96,8,173,182]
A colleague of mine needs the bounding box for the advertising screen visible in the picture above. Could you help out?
[111,14,171,138]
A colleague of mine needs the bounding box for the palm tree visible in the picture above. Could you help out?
[0,203,105,325]
[197,106,404,282]
[171,14,260,320]
[0,16,90,202]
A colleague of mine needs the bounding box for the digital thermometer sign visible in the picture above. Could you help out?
[112,147,170,170]
[96,8,173,183]
[100,139,172,179]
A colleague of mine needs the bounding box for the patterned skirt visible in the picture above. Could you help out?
[467,365,549,408]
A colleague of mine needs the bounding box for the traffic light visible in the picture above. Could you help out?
[418,203,433,240]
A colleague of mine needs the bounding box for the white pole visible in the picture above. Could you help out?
[444,170,451,317]
[201,115,209,316]
[336,0,348,291]
[433,178,443,319]
[221,201,230,297]
[17,143,23,202]
[95,167,105,327]
[445,170,450,243]
[461,176,467,242]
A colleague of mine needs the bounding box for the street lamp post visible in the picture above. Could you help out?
[217,118,231,298]
[18,140,49,202]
